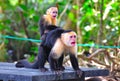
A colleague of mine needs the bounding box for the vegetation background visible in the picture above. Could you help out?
[0,0,120,80]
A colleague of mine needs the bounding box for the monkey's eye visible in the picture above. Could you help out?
[74,35,76,38]
[70,36,73,38]
[53,11,58,14]
[70,35,76,38]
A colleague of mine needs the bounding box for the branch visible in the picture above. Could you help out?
[0,42,4,50]
[57,0,70,25]
[78,54,109,68]
[20,12,29,38]
[91,58,110,68]
[88,49,105,59]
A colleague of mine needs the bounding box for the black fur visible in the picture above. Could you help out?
[39,16,47,36]
[43,28,72,48]
[70,54,80,70]
[40,25,59,46]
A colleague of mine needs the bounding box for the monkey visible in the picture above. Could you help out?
[39,6,58,36]
[41,27,83,76]
[39,6,59,54]
[16,25,82,77]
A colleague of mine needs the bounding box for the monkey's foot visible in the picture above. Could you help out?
[54,70,62,77]
[51,69,63,76]
[40,67,48,72]
[76,69,83,78]
[59,66,65,71]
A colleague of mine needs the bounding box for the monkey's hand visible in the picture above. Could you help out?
[40,67,48,72]
[76,69,83,78]
[59,66,65,71]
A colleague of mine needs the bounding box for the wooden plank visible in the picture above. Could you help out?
[0,62,109,81]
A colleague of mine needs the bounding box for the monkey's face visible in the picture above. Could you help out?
[46,7,58,19]
[69,35,76,46]
[61,31,77,47]
[50,8,58,19]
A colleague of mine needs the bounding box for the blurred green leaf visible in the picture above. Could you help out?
[33,15,39,22]
[28,54,35,62]
[9,0,18,6]
[19,4,28,11]
[68,12,75,21]
[73,5,79,10]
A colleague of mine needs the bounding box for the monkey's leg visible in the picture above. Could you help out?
[69,54,83,77]
[32,45,48,72]
[58,54,65,71]
[49,54,58,71]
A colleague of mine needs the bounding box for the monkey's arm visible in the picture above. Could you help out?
[69,54,83,77]
[39,16,49,36]
[69,54,79,70]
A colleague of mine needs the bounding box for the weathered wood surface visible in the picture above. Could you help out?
[0,62,109,81]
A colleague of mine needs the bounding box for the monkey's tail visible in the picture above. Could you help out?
[15,60,33,68]
[15,60,40,69]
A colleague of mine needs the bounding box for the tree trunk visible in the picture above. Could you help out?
[63,0,84,51]
[97,0,104,44]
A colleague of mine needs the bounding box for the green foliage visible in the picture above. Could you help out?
[28,54,35,63]
[68,12,75,22]
[0,39,8,62]
[79,0,120,46]
[0,0,119,62]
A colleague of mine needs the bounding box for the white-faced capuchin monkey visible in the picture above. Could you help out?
[39,6,59,47]
[41,27,83,77]
[16,25,83,77]
[39,6,58,36]
[37,6,59,71]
